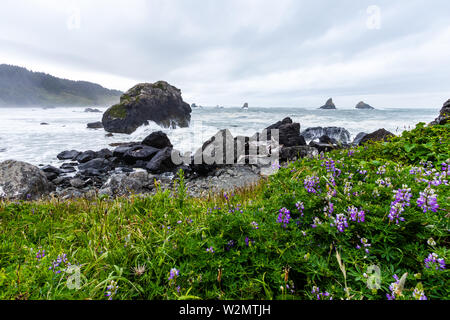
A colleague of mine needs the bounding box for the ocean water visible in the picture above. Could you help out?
[0,106,439,166]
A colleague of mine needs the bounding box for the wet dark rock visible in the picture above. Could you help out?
[146,147,176,173]
[359,129,395,145]
[78,158,112,173]
[95,148,113,159]
[142,131,173,149]
[430,99,450,125]
[352,132,368,146]
[76,150,97,163]
[264,117,306,147]
[123,145,159,164]
[102,81,192,134]
[87,121,104,129]
[57,150,81,160]
[40,122,49,126]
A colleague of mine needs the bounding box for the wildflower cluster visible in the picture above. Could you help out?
[424,253,446,270]
[388,186,412,224]
[356,238,371,254]
[276,208,291,228]
[36,249,45,261]
[49,254,71,274]
[347,206,365,223]
[386,275,402,300]
[334,214,348,233]
[417,187,439,213]
[311,286,332,300]
[304,175,320,194]
[105,280,119,300]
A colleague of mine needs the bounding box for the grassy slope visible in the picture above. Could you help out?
[0,123,448,300]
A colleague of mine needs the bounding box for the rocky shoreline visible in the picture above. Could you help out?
[0,116,395,201]
[1,87,447,201]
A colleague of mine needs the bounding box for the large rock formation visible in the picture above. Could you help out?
[102,81,192,134]
[264,117,306,147]
[356,101,375,110]
[0,160,54,200]
[319,98,337,110]
[430,99,450,125]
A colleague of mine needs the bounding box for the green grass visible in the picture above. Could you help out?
[0,123,448,300]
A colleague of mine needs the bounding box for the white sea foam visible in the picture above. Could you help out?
[0,106,439,166]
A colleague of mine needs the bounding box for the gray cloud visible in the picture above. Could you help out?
[0,0,449,108]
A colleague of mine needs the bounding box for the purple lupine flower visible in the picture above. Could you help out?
[277,208,291,228]
[388,186,412,225]
[36,249,45,261]
[417,187,439,213]
[169,268,180,280]
[304,176,320,194]
[424,253,446,270]
[386,275,400,300]
[226,240,236,251]
[49,253,70,273]
[105,280,119,300]
[413,288,427,300]
[357,238,371,254]
[311,286,332,300]
[335,214,348,233]
[251,221,259,229]
[347,206,365,223]
[206,247,215,253]
[296,202,304,217]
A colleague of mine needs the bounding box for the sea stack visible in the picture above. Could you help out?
[242,103,249,109]
[102,81,192,134]
[356,101,375,110]
[430,99,450,125]
[319,98,337,110]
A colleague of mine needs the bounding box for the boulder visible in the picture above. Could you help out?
[319,98,337,110]
[146,147,176,173]
[95,149,114,159]
[359,129,394,145]
[87,121,104,129]
[78,158,112,173]
[264,117,306,147]
[0,160,54,200]
[123,145,159,164]
[41,165,62,181]
[142,131,173,149]
[99,171,155,197]
[102,81,192,134]
[430,99,450,125]
[352,132,368,146]
[76,150,97,163]
[57,150,81,161]
[301,127,351,144]
[356,101,375,110]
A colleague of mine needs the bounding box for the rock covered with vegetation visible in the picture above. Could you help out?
[102,81,192,134]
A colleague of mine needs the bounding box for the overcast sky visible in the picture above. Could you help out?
[1,0,449,108]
